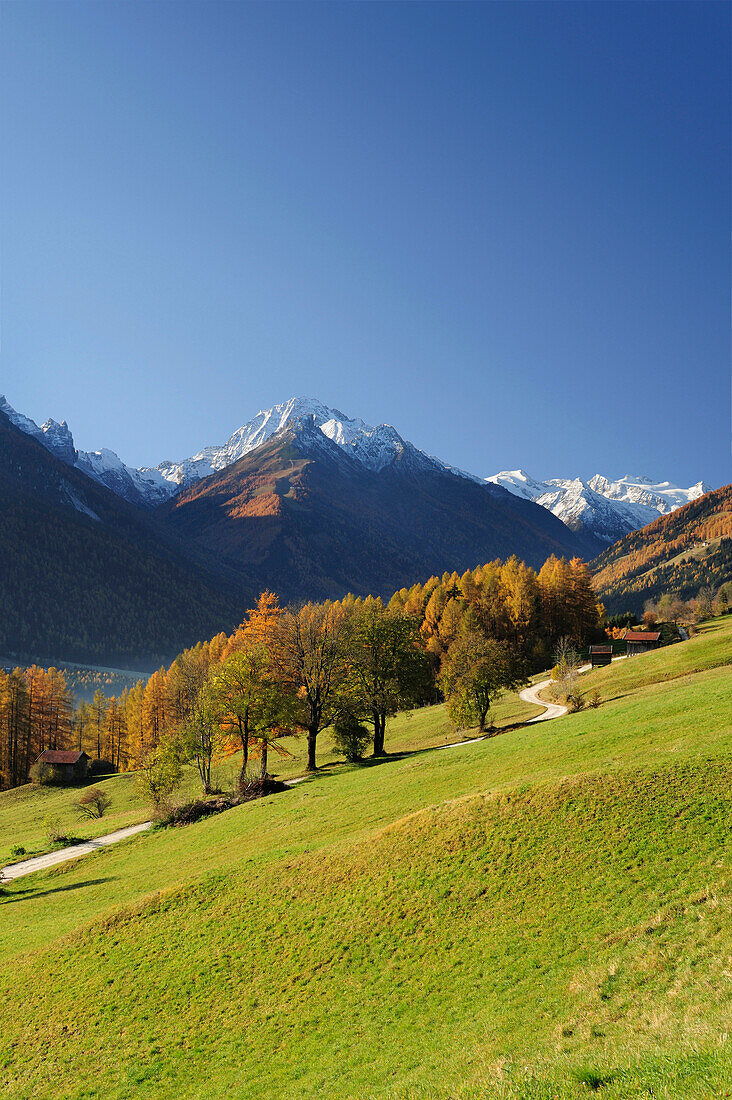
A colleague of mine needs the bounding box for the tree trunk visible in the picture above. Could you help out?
[238,720,249,790]
[306,725,318,771]
[260,741,268,779]
[372,711,386,757]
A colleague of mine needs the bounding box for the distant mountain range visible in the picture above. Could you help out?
[0,393,601,661]
[485,470,710,546]
[0,395,709,548]
[2,390,723,664]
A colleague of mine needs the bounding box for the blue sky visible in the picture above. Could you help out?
[2,1,729,486]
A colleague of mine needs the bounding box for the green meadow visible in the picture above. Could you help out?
[0,691,542,865]
[0,618,730,1099]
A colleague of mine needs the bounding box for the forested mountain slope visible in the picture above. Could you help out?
[591,483,732,614]
[0,412,244,665]
[159,417,599,603]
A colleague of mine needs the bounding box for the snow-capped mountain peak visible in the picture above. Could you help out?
[486,470,712,545]
[1,392,713,546]
[40,418,77,466]
[152,397,440,489]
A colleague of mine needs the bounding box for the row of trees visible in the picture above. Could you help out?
[130,565,601,794]
[1,555,604,791]
[154,593,434,787]
[0,666,73,789]
[388,555,602,663]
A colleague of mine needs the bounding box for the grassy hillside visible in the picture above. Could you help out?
[0,689,541,864]
[591,483,732,615]
[0,619,729,1099]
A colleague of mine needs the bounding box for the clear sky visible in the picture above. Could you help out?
[2,1,729,487]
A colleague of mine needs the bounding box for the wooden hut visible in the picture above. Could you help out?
[623,630,661,657]
[34,749,90,785]
[589,644,613,667]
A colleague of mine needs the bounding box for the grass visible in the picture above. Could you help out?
[0,688,541,864]
[0,617,729,1098]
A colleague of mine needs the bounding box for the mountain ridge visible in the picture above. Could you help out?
[590,483,732,614]
[1,394,710,545]
[0,406,245,664]
[487,468,710,545]
[160,419,597,603]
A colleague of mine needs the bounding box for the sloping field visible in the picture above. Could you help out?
[1,619,730,1099]
[0,690,542,865]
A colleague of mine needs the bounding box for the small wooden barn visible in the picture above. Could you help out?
[35,749,90,785]
[623,630,661,657]
[589,644,613,667]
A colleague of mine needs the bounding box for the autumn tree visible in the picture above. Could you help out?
[274,601,348,771]
[90,689,108,760]
[211,645,298,786]
[342,599,430,756]
[439,619,528,732]
[136,737,183,809]
[181,687,223,794]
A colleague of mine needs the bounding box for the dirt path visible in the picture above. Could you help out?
[2,666,626,882]
[1,776,314,882]
[518,679,569,721]
[2,822,153,881]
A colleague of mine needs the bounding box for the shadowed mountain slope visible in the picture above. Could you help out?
[0,411,245,665]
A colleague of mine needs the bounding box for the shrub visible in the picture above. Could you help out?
[158,779,286,828]
[588,689,601,709]
[9,845,26,859]
[75,788,112,820]
[157,795,237,827]
[136,739,184,809]
[30,761,64,786]
[43,815,67,845]
[331,715,372,762]
[566,692,585,713]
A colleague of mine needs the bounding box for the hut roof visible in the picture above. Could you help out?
[623,631,661,643]
[36,749,89,765]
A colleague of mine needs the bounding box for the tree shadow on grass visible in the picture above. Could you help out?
[281,708,594,786]
[2,878,116,903]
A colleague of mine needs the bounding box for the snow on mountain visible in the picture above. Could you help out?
[154,396,442,489]
[0,395,445,506]
[486,470,711,545]
[0,394,44,440]
[1,393,712,544]
[0,394,174,508]
[39,419,77,466]
[587,474,710,513]
[76,449,175,508]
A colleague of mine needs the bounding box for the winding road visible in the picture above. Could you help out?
[519,678,570,722]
